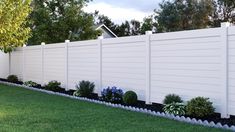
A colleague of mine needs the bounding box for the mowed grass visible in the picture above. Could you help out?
[0,84,228,132]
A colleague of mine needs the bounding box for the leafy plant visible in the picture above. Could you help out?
[0,0,31,53]
[163,94,183,104]
[24,81,41,88]
[44,80,62,92]
[163,102,186,116]
[101,86,123,103]
[186,97,215,118]
[73,80,95,98]
[7,75,19,83]
[123,91,138,105]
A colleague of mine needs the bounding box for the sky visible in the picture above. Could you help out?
[83,0,162,24]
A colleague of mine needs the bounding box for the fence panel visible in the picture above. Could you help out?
[102,36,146,100]
[44,43,66,87]
[10,48,23,80]
[24,46,42,84]
[68,40,99,92]
[0,52,9,78]
[150,28,223,113]
[228,26,235,115]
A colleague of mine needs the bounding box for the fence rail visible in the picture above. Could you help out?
[0,22,234,118]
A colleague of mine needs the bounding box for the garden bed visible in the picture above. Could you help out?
[0,83,227,132]
[0,78,234,129]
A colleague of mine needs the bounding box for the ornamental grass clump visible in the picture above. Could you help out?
[73,80,95,98]
[101,86,123,103]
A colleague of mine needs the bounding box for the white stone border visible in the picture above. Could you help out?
[0,81,234,131]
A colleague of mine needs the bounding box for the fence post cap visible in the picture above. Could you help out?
[41,42,45,45]
[65,40,70,43]
[23,44,27,47]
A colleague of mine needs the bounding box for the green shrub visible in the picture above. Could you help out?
[186,97,215,118]
[123,91,138,105]
[163,102,186,116]
[7,75,19,83]
[163,94,183,104]
[73,81,95,98]
[45,80,61,92]
[24,81,41,87]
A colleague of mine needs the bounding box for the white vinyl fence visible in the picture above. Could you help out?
[0,23,234,118]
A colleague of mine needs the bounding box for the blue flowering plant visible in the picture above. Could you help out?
[101,86,124,103]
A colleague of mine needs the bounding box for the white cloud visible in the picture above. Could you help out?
[83,2,153,24]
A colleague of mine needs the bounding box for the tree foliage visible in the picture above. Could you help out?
[95,14,143,37]
[155,0,235,32]
[212,0,235,27]
[156,0,215,32]
[28,0,100,45]
[0,0,31,53]
[140,16,157,34]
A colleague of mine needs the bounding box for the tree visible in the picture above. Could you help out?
[0,0,31,53]
[140,15,157,34]
[28,0,100,45]
[115,21,131,37]
[130,20,141,35]
[95,13,156,37]
[155,0,215,32]
[211,0,235,27]
[218,0,235,23]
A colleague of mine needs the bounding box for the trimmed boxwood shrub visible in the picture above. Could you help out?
[163,94,183,104]
[7,75,19,83]
[101,86,123,103]
[73,80,95,98]
[123,91,138,105]
[45,80,62,92]
[186,97,215,118]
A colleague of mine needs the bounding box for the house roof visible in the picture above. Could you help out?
[95,24,118,38]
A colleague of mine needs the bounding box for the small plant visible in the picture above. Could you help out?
[163,94,183,104]
[123,91,138,105]
[44,80,62,92]
[163,102,186,116]
[101,86,123,103]
[186,97,215,118]
[7,75,19,83]
[24,81,41,88]
[73,80,95,98]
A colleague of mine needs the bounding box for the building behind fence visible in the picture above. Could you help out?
[0,23,234,118]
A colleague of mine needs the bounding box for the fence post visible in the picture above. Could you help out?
[221,22,230,118]
[8,52,11,76]
[98,36,103,95]
[41,42,45,85]
[22,44,26,82]
[145,31,152,104]
[65,40,70,91]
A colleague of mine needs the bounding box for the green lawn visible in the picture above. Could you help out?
[0,84,228,132]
